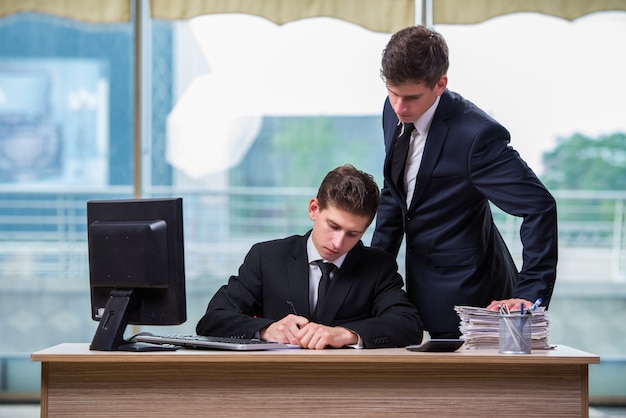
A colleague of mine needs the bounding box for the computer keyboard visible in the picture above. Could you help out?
[132,332,300,351]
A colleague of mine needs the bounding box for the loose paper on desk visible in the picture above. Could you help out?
[454,305,553,350]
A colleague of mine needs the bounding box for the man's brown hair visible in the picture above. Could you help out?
[317,164,380,224]
[381,25,449,88]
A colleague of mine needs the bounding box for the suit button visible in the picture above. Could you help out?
[407,246,414,253]
[406,215,411,221]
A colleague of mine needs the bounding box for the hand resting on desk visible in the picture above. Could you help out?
[485,297,533,312]
[260,314,359,349]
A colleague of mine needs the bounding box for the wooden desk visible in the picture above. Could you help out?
[32,343,599,417]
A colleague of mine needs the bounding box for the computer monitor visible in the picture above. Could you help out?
[87,197,186,351]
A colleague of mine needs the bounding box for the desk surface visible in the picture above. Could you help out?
[32,343,600,418]
[32,342,599,365]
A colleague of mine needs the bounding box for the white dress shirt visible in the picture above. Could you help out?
[306,236,346,312]
[306,236,361,348]
[403,96,440,207]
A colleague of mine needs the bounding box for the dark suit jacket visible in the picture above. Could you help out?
[371,89,558,336]
[196,231,423,348]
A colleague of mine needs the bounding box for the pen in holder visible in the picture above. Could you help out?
[498,308,532,354]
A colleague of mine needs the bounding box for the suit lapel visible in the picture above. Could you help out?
[315,242,363,324]
[383,121,408,208]
[408,90,452,210]
[286,233,313,317]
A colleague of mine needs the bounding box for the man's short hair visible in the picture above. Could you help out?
[381,25,449,88]
[317,164,380,224]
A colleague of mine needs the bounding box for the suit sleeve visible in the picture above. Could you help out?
[196,243,275,338]
[469,123,558,306]
[371,99,405,256]
[371,184,405,256]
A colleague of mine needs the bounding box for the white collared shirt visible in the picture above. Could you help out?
[306,236,362,348]
[403,96,440,206]
[306,236,346,312]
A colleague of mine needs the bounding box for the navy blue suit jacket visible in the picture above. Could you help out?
[371,89,558,336]
[196,231,423,348]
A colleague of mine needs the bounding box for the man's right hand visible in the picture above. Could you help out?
[259,314,309,345]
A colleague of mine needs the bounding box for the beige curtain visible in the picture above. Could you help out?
[150,0,415,33]
[2,0,624,28]
[433,0,626,25]
[0,0,131,23]
[0,0,415,33]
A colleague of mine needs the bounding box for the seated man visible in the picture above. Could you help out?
[196,164,423,349]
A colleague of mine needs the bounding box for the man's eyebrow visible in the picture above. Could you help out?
[390,90,422,100]
[327,218,365,235]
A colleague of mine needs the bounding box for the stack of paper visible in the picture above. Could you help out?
[454,305,552,350]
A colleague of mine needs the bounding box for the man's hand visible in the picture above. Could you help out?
[259,315,358,349]
[295,322,358,349]
[486,298,533,312]
[260,314,309,344]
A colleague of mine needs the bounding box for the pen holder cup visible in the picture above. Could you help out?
[498,313,532,354]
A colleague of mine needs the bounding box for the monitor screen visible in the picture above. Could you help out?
[87,197,186,351]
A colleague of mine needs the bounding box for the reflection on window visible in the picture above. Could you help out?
[0,59,108,184]
[0,13,133,399]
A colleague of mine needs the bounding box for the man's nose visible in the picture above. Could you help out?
[395,98,408,112]
[330,232,345,249]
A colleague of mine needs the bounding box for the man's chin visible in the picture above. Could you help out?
[321,250,340,262]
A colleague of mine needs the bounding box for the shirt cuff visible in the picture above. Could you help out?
[345,331,363,349]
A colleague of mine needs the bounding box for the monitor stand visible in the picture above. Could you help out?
[90,289,177,351]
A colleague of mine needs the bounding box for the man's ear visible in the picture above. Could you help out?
[308,198,319,221]
[435,75,448,96]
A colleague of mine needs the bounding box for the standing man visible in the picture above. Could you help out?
[197,164,423,349]
[371,25,558,339]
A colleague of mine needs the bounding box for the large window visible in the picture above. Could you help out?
[0,5,625,403]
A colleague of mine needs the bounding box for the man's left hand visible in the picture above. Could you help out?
[486,298,533,312]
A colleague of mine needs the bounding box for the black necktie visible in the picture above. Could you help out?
[314,261,335,318]
[391,122,415,194]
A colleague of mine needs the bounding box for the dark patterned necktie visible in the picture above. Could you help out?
[390,122,415,195]
[314,260,336,318]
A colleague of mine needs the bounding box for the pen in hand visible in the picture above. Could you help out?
[286,300,303,333]
[287,300,298,315]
